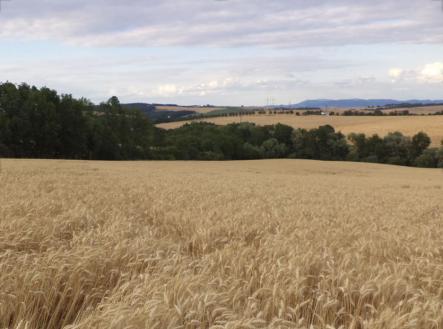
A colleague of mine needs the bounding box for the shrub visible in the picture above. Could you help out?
[415,148,439,168]
[260,138,288,158]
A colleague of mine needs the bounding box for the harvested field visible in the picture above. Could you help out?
[156,106,226,114]
[379,105,443,115]
[322,105,443,115]
[1,159,443,329]
[158,115,443,146]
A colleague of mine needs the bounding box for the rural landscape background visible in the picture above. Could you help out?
[1,83,443,329]
[1,0,443,328]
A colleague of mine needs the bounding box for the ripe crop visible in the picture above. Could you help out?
[1,159,442,329]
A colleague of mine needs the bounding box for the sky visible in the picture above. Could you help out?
[0,0,443,106]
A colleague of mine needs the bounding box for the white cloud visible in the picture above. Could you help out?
[419,62,443,83]
[388,68,416,82]
[2,0,443,104]
[388,62,443,84]
[1,0,443,48]
[388,68,403,80]
[154,84,183,97]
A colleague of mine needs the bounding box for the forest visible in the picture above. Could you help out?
[1,82,442,167]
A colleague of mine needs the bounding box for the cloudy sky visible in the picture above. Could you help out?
[1,0,443,105]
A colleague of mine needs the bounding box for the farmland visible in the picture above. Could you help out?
[1,159,442,329]
[158,114,443,146]
[315,105,443,115]
[156,105,229,114]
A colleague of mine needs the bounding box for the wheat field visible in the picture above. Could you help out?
[158,115,443,146]
[1,159,443,329]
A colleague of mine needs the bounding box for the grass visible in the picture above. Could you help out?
[1,159,443,329]
[157,115,443,146]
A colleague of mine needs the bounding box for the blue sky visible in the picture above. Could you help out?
[1,0,443,105]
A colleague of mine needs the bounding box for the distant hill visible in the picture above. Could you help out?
[122,103,196,123]
[123,103,156,113]
[122,103,248,122]
[292,99,443,109]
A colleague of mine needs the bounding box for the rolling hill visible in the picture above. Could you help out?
[292,99,443,108]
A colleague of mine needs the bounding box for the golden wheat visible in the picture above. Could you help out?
[0,159,442,329]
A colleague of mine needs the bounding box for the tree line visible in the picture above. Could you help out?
[157,122,443,167]
[1,82,442,168]
[180,108,443,123]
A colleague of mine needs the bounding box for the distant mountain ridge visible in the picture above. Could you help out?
[292,99,443,109]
